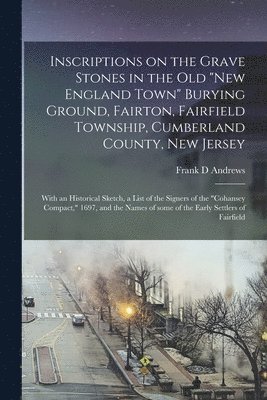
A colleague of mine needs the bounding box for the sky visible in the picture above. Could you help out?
[22,0,267,42]
[23,240,266,301]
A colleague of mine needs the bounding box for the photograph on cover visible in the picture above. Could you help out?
[22,240,267,399]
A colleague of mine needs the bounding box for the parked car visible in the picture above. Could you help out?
[72,314,85,326]
[24,296,35,307]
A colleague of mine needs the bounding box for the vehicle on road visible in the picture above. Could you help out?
[72,314,85,326]
[24,296,35,307]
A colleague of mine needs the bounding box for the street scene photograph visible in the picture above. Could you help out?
[22,240,267,400]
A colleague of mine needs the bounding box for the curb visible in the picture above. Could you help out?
[58,275,185,399]
[134,388,180,400]
[90,324,135,389]
[58,276,137,391]
[35,346,58,385]
[156,346,193,381]
[22,311,36,323]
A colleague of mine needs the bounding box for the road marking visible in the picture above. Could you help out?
[22,274,59,279]
[22,386,39,394]
[22,386,36,390]
[32,319,67,383]
[21,391,136,396]
[33,312,73,319]
[22,352,26,357]
[55,289,64,311]
[33,319,68,348]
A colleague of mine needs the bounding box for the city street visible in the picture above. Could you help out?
[22,243,267,400]
[22,264,142,400]
[22,383,140,400]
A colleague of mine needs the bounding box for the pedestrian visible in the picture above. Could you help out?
[192,376,201,389]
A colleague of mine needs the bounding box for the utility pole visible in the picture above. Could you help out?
[221,333,226,386]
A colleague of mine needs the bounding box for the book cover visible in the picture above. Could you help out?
[21,2,267,400]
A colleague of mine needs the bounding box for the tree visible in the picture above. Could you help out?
[132,305,155,358]
[110,255,159,359]
[109,264,137,304]
[248,258,267,322]
[118,253,164,307]
[91,272,113,332]
[174,324,208,364]
[188,292,263,400]
[113,251,166,360]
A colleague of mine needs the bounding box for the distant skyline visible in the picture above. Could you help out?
[22,0,267,42]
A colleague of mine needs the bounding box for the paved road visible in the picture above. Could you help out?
[22,265,143,399]
[22,383,140,399]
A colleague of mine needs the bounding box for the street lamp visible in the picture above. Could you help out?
[125,305,135,371]
[24,297,31,321]
[260,329,267,382]
[211,333,215,368]
[76,265,82,301]
[221,332,226,386]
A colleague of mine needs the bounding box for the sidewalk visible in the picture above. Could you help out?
[60,274,194,399]
[87,310,189,399]
[84,310,246,400]
[59,274,249,400]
